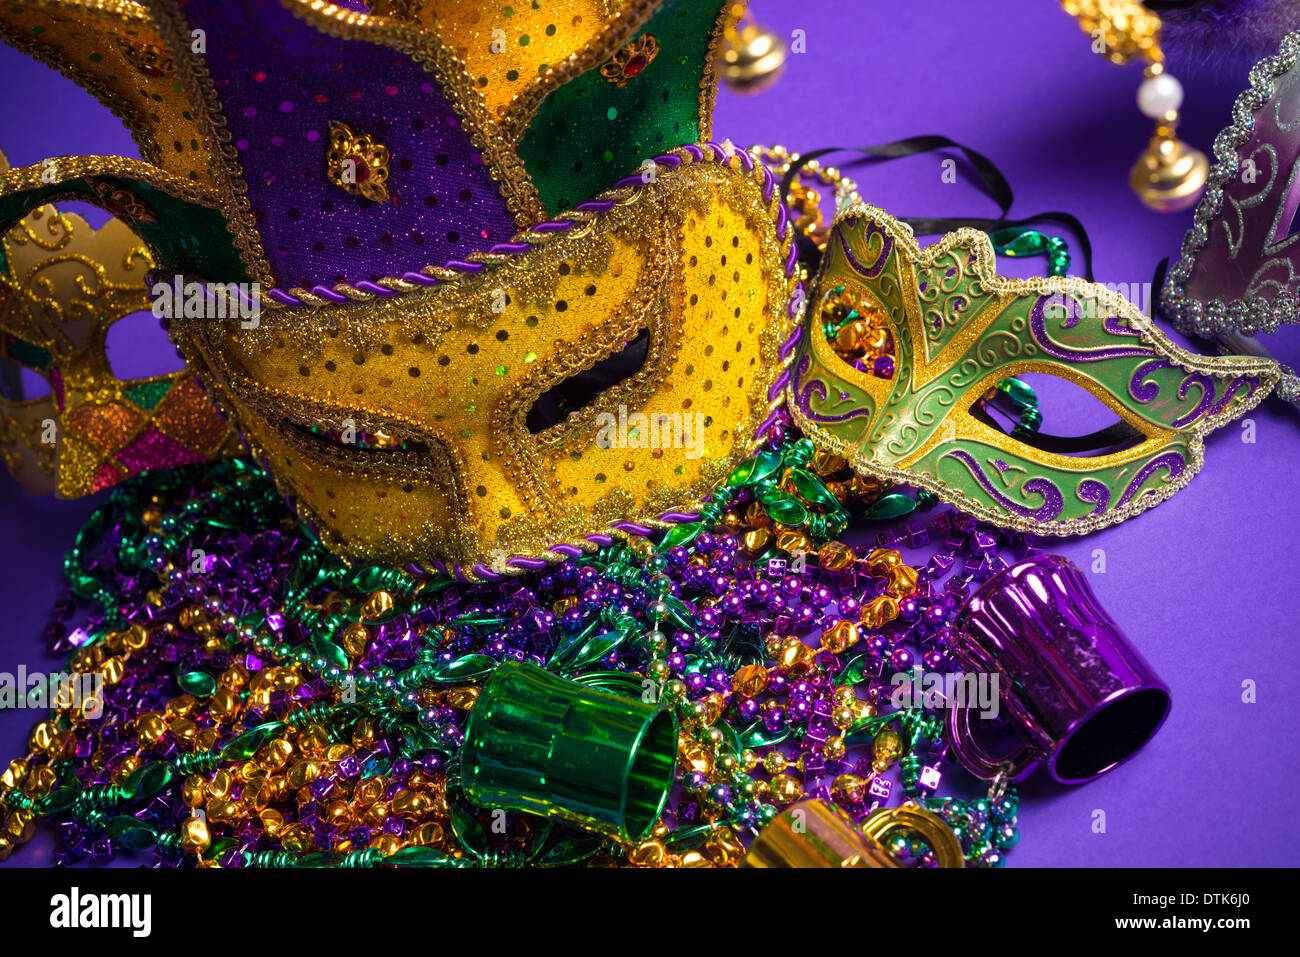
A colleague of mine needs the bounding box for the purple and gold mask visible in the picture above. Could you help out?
[0,1,801,578]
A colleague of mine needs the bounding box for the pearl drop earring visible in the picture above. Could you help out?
[1059,0,1208,212]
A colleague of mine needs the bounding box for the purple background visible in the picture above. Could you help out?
[2,0,1298,867]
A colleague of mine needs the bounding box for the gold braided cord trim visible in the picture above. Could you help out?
[0,154,224,209]
[258,145,743,308]
[138,0,277,286]
[282,0,546,226]
[698,1,746,141]
[168,152,802,578]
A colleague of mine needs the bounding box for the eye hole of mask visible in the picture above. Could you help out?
[525,328,650,434]
[970,373,1144,458]
[104,309,186,381]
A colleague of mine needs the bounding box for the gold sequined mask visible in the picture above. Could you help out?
[0,1,798,575]
[178,150,797,576]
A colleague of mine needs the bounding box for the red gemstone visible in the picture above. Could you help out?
[624,55,648,78]
[347,156,371,182]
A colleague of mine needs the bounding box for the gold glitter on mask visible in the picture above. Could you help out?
[173,148,799,577]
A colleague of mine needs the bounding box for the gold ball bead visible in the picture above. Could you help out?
[832,705,858,729]
[769,773,803,805]
[663,680,688,703]
[831,773,866,804]
[873,729,903,770]
[341,622,371,658]
[763,752,788,775]
[823,735,846,760]
[680,741,715,776]
[832,685,857,707]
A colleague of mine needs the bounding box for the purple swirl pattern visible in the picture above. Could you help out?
[1030,295,1151,362]
[1076,478,1111,514]
[1129,359,1170,403]
[797,376,875,424]
[946,450,1065,521]
[1169,372,1216,428]
[1207,374,1260,418]
[1115,451,1187,508]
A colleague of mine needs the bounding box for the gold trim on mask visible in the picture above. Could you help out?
[789,204,1280,536]
[0,171,239,497]
[169,148,798,577]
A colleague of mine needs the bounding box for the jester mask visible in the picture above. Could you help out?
[0,0,800,579]
[0,150,237,496]
[0,0,1279,571]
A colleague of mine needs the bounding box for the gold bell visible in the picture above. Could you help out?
[719,11,787,94]
[1130,128,1208,213]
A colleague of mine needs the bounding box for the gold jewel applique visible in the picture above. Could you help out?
[115,39,174,79]
[600,34,658,87]
[326,121,391,203]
